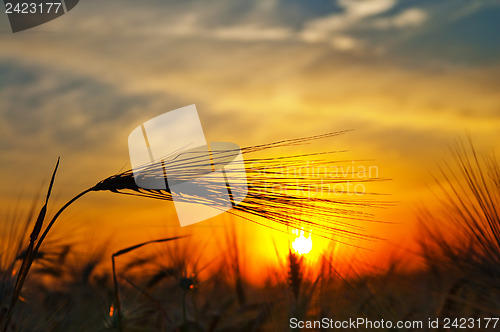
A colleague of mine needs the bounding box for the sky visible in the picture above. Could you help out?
[1,0,499,279]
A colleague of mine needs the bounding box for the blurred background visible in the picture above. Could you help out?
[1,0,500,281]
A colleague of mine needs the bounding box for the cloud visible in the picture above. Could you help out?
[372,8,428,29]
[329,35,363,51]
[298,0,396,51]
[301,0,396,35]
[339,0,397,19]
[212,24,292,41]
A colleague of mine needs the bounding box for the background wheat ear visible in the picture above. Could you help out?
[111,236,186,332]
[1,158,59,332]
[287,251,303,303]
[418,136,500,319]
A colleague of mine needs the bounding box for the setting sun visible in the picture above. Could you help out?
[292,228,313,255]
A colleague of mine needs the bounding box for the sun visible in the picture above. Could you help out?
[291,228,313,255]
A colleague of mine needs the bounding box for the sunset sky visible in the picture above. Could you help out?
[1,0,499,280]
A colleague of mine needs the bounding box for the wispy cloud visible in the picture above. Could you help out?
[212,24,293,41]
[300,0,396,39]
[298,1,429,51]
[372,8,428,29]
